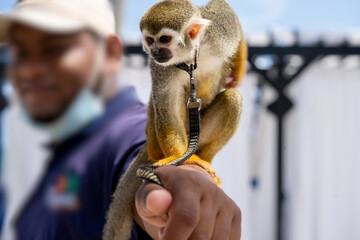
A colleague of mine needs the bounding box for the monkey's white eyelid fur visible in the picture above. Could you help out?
[157,28,183,44]
[142,30,153,42]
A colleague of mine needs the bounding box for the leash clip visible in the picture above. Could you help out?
[176,50,201,111]
[187,97,202,111]
[187,63,201,111]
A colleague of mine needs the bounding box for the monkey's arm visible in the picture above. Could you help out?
[151,91,188,158]
[146,97,165,161]
[150,63,189,160]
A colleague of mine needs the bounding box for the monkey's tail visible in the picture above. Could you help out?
[103,145,151,240]
[226,36,248,88]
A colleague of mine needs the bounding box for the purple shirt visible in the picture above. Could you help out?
[14,87,151,240]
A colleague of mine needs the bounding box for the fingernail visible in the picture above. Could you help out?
[158,227,165,240]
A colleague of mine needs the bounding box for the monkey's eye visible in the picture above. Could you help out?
[159,36,172,44]
[146,37,154,45]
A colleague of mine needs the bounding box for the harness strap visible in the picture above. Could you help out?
[166,107,200,166]
[136,106,201,186]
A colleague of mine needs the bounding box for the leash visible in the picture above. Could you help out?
[136,51,202,186]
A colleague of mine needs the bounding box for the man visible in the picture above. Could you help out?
[0,0,242,239]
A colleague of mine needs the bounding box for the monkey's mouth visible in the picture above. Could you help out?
[153,55,172,63]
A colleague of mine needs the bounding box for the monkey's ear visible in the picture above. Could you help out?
[186,17,211,40]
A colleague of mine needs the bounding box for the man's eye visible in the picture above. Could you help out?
[147,37,154,45]
[45,45,70,56]
[159,36,172,44]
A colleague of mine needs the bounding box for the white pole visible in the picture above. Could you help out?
[110,0,124,35]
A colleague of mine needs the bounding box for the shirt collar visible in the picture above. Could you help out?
[80,86,140,137]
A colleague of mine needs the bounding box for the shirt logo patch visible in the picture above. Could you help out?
[46,172,81,212]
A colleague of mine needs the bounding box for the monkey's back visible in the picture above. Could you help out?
[200,0,242,59]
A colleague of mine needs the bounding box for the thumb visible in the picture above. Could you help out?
[135,182,173,227]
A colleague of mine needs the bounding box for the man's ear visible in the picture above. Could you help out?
[186,17,211,40]
[106,34,123,62]
[104,34,123,75]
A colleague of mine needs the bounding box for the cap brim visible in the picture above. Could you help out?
[0,6,87,45]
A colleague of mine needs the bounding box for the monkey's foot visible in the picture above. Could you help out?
[153,156,179,167]
[184,155,221,187]
[152,155,221,187]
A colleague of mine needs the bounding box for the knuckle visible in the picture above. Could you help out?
[180,170,202,187]
[234,205,242,220]
[222,226,231,238]
[233,212,242,226]
[213,190,226,208]
[176,207,199,226]
[154,167,170,183]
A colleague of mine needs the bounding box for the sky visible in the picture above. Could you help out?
[122,0,360,36]
[1,0,359,36]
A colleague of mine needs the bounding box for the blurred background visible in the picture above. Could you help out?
[0,0,360,240]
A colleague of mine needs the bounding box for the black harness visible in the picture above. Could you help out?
[136,51,202,186]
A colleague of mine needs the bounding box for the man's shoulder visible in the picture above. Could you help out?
[94,103,148,197]
[74,102,148,191]
[102,102,148,147]
[71,102,147,166]
[86,102,147,168]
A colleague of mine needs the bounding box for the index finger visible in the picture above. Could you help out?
[161,188,201,240]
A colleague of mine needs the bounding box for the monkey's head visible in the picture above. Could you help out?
[140,0,210,67]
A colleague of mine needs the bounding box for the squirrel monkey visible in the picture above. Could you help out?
[104,0,247,239]
[141,0,247,164]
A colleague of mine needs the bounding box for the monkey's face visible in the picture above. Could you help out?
[142,28,195,67]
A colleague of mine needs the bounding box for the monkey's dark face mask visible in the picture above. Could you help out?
[150,47,173,63]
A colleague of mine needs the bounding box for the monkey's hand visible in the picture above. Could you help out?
[134,165,242,240]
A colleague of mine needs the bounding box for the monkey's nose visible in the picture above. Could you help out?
[151,48,163,56]
[151,48,173,63]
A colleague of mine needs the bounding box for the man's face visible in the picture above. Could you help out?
[8,24,102,122]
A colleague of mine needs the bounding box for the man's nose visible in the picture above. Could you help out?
[17,60,48,80]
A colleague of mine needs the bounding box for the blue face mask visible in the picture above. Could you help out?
[20,89,104,143]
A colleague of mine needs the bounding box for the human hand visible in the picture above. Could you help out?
[134,165,242,240]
